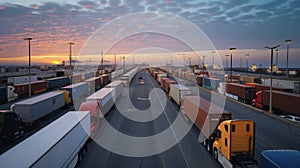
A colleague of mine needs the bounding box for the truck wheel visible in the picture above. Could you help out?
[207,141,211,153]
[203,140,207,147]
[213,149,218,160]
[78,151,82,162]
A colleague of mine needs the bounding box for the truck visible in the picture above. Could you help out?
[181,96,257,167]
[79,101,102,139]
[252,90,300,116]
[85,77,102,95]
[203,77,220,91]
[0,111,90,168]
[59,82,88,109]
[10,91,65,124]
[225,83,256,104]
[169,84,191,105]
[85,88,116,116]
[0,86,18,104]
[105,80,124,100]
[260,150,300,168]
[14,81,48,98]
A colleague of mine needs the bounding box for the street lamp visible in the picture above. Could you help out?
[265,45,281,114]
[284,39,292,77]
[225,55,229,69]
[275,49,279,67]
[202,55,207,75]
[229,48,236,82]
[245,54,249,70]
[67,42,74,70]
[240,57,242,68]
[211,51,216,68]
[122,56,125,70]
[24,38,33,97]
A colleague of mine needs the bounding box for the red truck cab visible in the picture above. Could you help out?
[79,101,102,139]
[252,91,263,109]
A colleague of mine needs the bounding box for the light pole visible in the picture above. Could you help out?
[275,49,279,67]
[122,56,125,70]
[188,58,192,67]
[284,40,292,77]
[114,53,117,68]
[67,42,74,70]
[225,55,229,69]
[229,48,236,82]
[24,38,33,97]
[211,51,216,68]
[265,45,281,114]
[245,54,249,70]
[240,57,242,68]
[202,55,207,75]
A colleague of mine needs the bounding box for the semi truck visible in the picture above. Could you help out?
[260,150,300,168]
[10,91,65,124]
[252,90,300,116]
[79,101,102,139]
[225,83,256,104]
[0,86,18,104]
[169,84,191,105]
[0,111,90,168]
[181,96,257,167]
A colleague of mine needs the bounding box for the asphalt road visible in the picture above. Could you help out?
[78,69,221,168]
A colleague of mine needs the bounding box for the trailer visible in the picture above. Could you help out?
[10,91,65,124]
[14,81,48,98]
[181,96,257,167]
[79,102,102,138]
[252,90,300,116]
[246,83,294,93]
[8,76,38,85]
[240,76,261,84]
[260,150,300,168]
[85,88,116,116]
[163,79,176,92]
[59,82,88,109]
[100,74,110,87]
[46,76,71,90]
[0,111,90,168]
[203,77,220,91]
[225,83,255,104]
[71,74,83,83]
[84,77,101,94]
[169,84,191,105]
[105,80,124,99]
[82,71,95,80]
[157,73,167,84]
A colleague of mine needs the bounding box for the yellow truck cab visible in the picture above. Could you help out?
[213,120,256,167]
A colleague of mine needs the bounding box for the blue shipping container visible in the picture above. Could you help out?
[203,77,212,90]
[46,77,71,90]
[260,150,300,168]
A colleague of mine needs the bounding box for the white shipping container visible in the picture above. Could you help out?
[157,73,167,83]
[0,111,90,168]
[105,80,124,99]
[11,92,65,123]
[8,76,38,85]
[61,82,88,101]
[86,88,116,115]
[169,84,191,105]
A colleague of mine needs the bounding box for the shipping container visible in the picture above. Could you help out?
[253,90,300,116]
[245,83,294,93]
[46,76,70,90]
[0,111,90,168]
[85,88,116,116]
[14,81,48,98]
[105,80,124,99]
[100,74,110,87]
[60,82,88,102]
[203,77,220,91]
[8,76,38,85]
[164,79,176,92]
[157,73,167,84]
[240,76,261,84]
[161,77,169,88]
[169,84,191,105]
[85,77,102,94]
[82,71,95,80]
[71,74,82,83]
[11,91,65,124]
[225,83,255,103]
[260,150,300,168]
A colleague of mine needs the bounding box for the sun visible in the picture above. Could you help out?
[52,60,61,65]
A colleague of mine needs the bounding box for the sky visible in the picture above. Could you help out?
[0,0,300,67]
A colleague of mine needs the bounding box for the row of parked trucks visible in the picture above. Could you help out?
[153,67,300,167]
[160,67,300,117]
[0,67,131,150]
[0,68,124,105]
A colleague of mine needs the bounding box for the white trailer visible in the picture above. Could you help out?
[0,111,90,168]
[8,75,38,85]
[10,92,65,124]
[169,84,191,105]
[86,88,116,116]
[105,80,124,99]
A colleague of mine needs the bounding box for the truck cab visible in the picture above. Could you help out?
[213,120,257,167]
[0,110,23,148]
[252,91,262,109]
